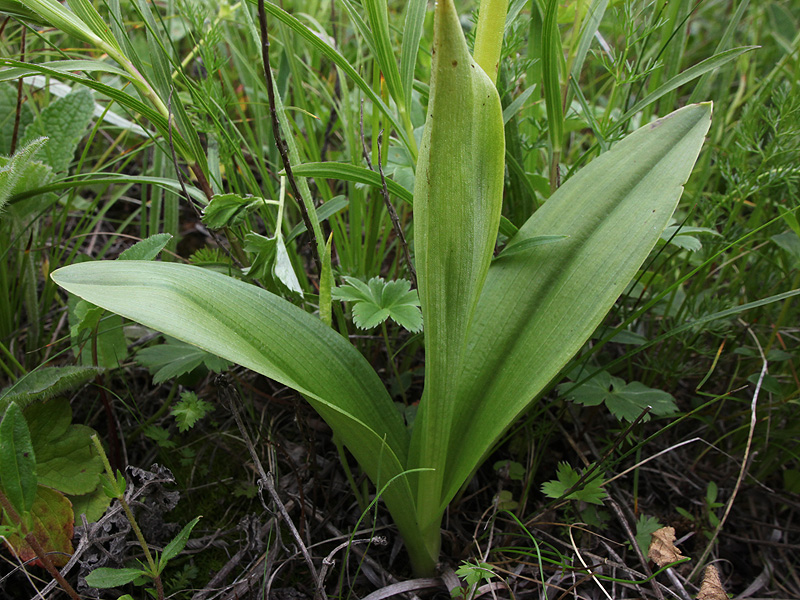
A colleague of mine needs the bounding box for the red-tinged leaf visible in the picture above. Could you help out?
[2,486,74,567]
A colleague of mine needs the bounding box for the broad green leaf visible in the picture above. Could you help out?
[25,398,103,496]
[1,485,74,567]
[85,567,148,588]
[70,483,111,523]
[0,403,37,515]
[407,0,505,563]
[118,233,173,261]
[49,261,422,561]
[443,103,713,508]
[21,88,94,173]
[0,366,99,413]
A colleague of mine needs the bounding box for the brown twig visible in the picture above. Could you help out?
[257,0,321,274]
[376,131,417,288]
[359,106,417,288]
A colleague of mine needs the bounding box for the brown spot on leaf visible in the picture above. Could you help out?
[647,526,687,567]
[452,60,458,67]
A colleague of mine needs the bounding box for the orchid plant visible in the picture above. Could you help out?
[31,0,711,576]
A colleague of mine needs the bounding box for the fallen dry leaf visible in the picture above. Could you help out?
[647,526,687,567]
[697,564,727,600]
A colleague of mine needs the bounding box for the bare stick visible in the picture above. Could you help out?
[257,0,321,273]
[358,106,416,287]
[376,131,417,288]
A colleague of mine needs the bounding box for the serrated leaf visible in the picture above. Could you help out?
[135,337,231,384]
[85,567,148,588]
[118,233,173,261]
[634,514,663,555]
[0,366,99,413]
[25,398,103,496]
[541,461,607,505]
[1,485,74,567]
[352,303,391,330]
[170,391,214,432]
[333,277,422,332]
[0,402,37,515]
[559,371,677,422]
[21,88,94,173]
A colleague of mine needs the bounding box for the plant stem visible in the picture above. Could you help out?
[91,436,164,600]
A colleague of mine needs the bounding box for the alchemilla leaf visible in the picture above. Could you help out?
[541,461,607,505]
[333,277,422,332]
